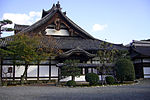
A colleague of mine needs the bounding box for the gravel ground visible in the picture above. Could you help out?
[0,79,150,100]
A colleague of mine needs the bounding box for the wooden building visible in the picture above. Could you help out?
[0,2,126,82]
[129,40,150,79]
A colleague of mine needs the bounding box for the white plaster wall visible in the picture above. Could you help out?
[60,75,114,82]
[99,75,113,80]
[15,66,25,77]
[60,76,86,82]
[27,65,37,77]
[39,78,49,80]
[93,68,98,74]
[51,65,58,76]
[2,65,13,77]
[143,59,150,63]
[143,67,150,78]
[46,29,69,36]
[39,65,49,77]
[40,60,49,64]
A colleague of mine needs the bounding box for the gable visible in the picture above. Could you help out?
[16,2,95,39]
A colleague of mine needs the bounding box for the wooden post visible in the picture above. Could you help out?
[91,68,93,73]
[57,67,61,85]
[0,58,3,86]
[13,64,15,81]
[141,58,144,78]
[37,62,39,82]
[49,58,51,81]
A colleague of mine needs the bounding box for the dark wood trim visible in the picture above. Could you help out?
[0,58,3,85]
[13,64,15,81]
[2,76,58,79]
[144,74,150,76]
[58,67,61,84]
[91,68,93,73]
[141,58,144,78]
[37,62,39,81]
[49,58,51,81]
[2,64,56,66]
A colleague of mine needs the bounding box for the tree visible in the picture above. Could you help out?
[0,37,13,86]
[0,19,13,37]
[115,58,135,82]
[97,42,117,85]
[85,73,99,86]
[6,34,58,84]
[61,60,81,81]
[115,49,130,60]
[0,48,8,86]
[34,36,59,82]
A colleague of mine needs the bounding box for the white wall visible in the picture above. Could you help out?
[51,65,58,77]
[45,29,69,36]
[60,76,86,82]
[27,65,37,77]
[2,65,13,77]
[15,66,25,77]
[60,75,113,82]
[39,65,49,77]
[143,67,150,78]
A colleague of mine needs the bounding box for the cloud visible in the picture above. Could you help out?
[92,24,108,31]
[2,11,41,28]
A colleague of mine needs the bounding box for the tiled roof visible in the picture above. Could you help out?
[56,63,115,68]
[54,37,126,50]
[17,2,95,39]
[58,47,95,58]
[0,36,127,51]
[130,40,150,57]
[14,24,30,31]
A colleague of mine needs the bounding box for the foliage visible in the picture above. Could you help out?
[5,34,58,84]
[115,50,130,60]
[7,34,39,63]
[97,42,117,84]
[85,73,99,86]
[0,40,12,86]
[61,60,81,81]
[0,19,13,36]
[0,19,12,25]
[115,58,135,82]
[105,76,115,85]
[66,80,76,87]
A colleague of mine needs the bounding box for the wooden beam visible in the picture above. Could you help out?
[37,62,39,81]
[49,58,51,81]
[57,67,61,85]
[13,64,15,81]
[0,58,3,86]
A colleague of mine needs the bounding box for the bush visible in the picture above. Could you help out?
[85,73,99,86]
[66,80,76,87]
[105,76,115,85]
[115,58,135,82]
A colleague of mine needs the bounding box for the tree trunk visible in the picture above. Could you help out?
[72,76,75,81]
[101,74,103,85]
[0,58,2,86]
[21,64,28,84]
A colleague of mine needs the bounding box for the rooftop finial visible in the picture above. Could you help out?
[52,3,55,7]
[56,1,60,8]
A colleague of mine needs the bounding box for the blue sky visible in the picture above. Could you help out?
[0,0,150,44]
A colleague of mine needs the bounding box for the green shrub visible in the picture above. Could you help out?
[115,58,135,82]
[66,80,76,87]
[85,73,99,86]
[105,76,115,85]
